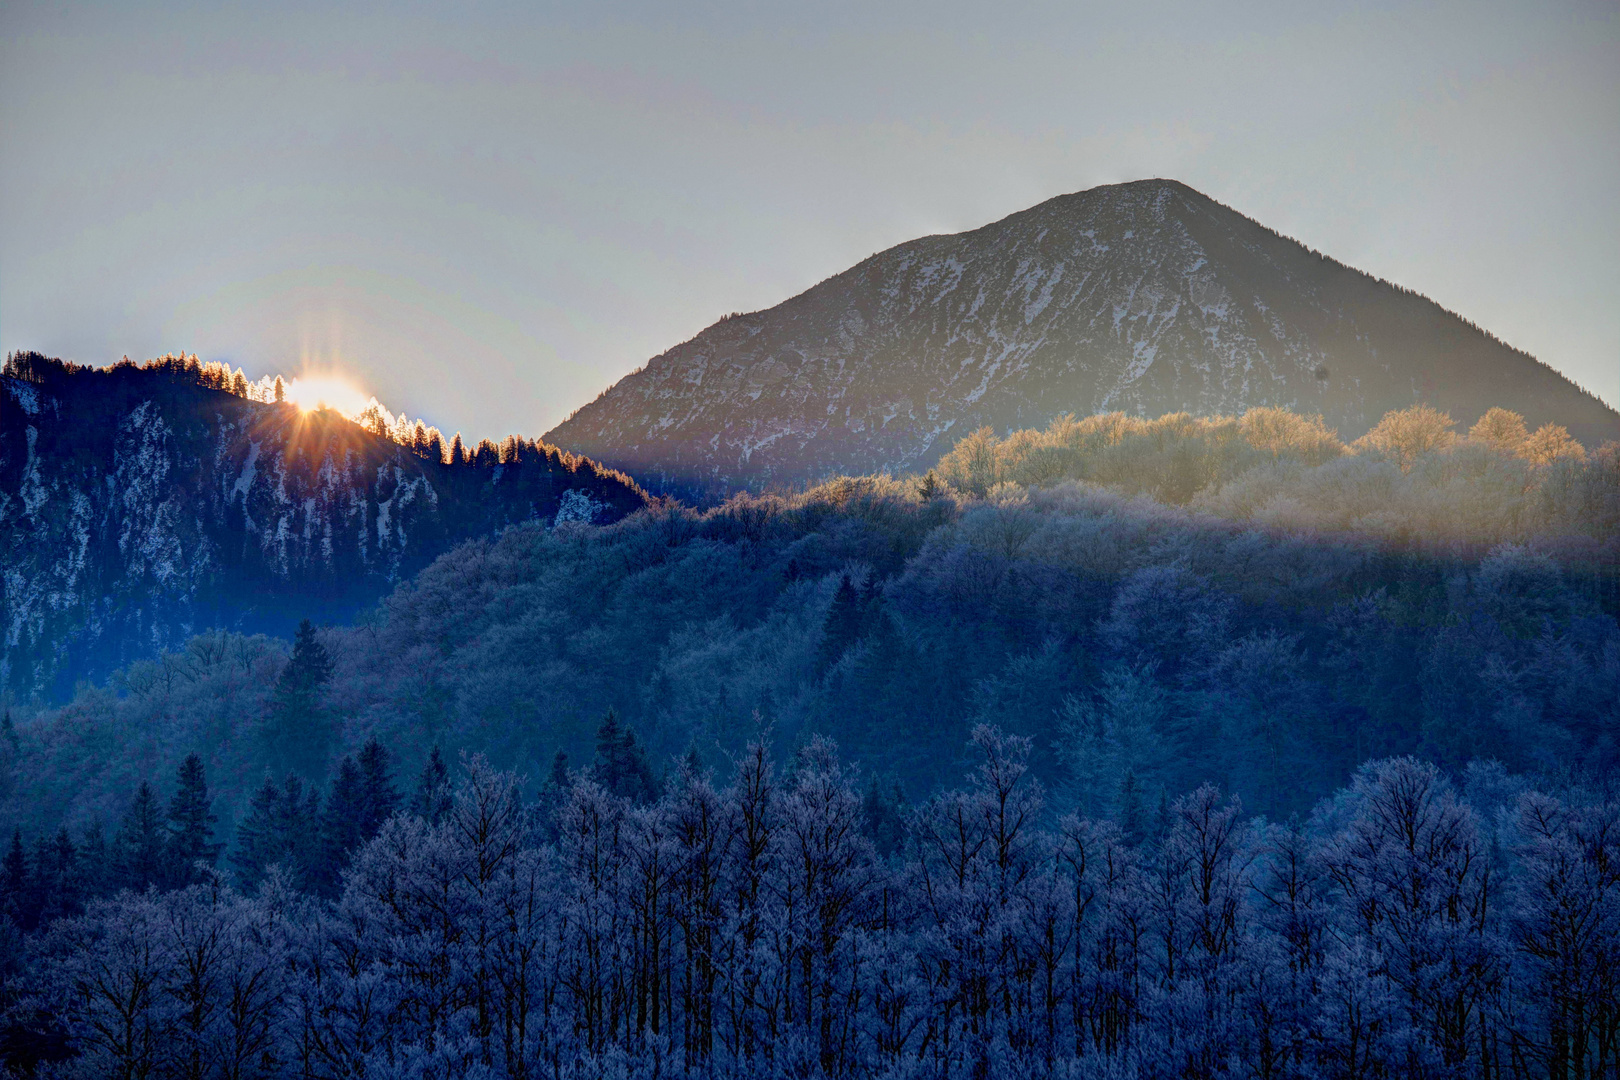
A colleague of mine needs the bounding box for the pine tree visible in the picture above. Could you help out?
[531,750,571,844]
[861,779,907,859]
[165,753,220,886]
[1,707,17,751]
[356,737,400,836]
[449,432,466,466]
[267,620,334,777]
[594,710,624,792]
[1,830,29,929]
[76,820,108,900]
[113,782,166,891]
[315,756,367,897]
[232,776,285,893]
[30,830,78,925]
[233,772,323,892]
[916,470,940,500]
[409,746,453,826]
[593,711,661,803]
[273,375,286,403]
[1119,770,1146,846]
[817,574,865,671]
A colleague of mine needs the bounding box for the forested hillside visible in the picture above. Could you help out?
[0,352,646,698]
[3,402,1614,840]
[0,401,1616,1076]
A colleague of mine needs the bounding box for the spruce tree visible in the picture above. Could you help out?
[30,830,78,925]
[316,756,367,897]
[281,773,322,887]
[165,753,220,886]
[233,773,322,892]
[273,375,285,403]
[356,737,400,836]
[409,746,453,826]
[1118,770,1146,847]
[76,820,107,900]
[267,620,334,777]
[817,575,865,671]
[861,779,907,859]
[594,710,624,793]
[593,712,661,803]
[113,782,166,891]
[1,831,29,929]
[232,776,283,893]
[534,750,571,843]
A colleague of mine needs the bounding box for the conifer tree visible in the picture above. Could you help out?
[409,746,453,826]
[817,574,865,671]
[233,773,321,892]
[449,432,466,466]
[30,830,78,925]
[232,776,286,893]
[355,737,400,836]
[315,755,373,896]
[273,375,285,403]
[593,710,661,803]
[267,620,333,777]
[1118,770,1146,846]
[164,753,220,886]
[113,782,166,891]
[76,820,107,900]
[1,831,29,929]
[861,779,907,859]
[1,708,16,751]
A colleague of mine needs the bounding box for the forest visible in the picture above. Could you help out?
[0,401,1616,1077]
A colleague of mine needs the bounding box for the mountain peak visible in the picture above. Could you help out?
[544,180,1617,493]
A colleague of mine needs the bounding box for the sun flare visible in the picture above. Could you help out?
[283,375,372,418]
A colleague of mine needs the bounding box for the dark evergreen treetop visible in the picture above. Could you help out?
[409,746,453,827]
[112,781,165,893]
[164,753,221,886]
[593,711,662,804]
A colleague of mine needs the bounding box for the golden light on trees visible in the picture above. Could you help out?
[283,374,372,418]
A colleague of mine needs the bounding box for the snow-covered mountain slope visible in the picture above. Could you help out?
[545,179,1620,492]
[1,357,645,699]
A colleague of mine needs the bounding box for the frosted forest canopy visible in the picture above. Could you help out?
[3,400,1614,835]
[0,401,1615,1077]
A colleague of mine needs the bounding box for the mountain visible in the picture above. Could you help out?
[545,179,1620,492]
[1,353,646,699]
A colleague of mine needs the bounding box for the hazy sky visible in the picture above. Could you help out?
[3,1,1616,440]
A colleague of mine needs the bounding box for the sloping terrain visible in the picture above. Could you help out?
[546,179,1619,491]
[1,354,645,698]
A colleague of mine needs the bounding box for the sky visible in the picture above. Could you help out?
[2,1,1616,441]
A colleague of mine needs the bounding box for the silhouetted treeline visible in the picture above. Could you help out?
[1,731,1616,1078]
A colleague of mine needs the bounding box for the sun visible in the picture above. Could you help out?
[283,374,372,418]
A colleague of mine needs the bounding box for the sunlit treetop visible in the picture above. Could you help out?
[281,374,373,419]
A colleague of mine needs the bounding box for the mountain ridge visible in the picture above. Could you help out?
[545,179,1619,492]
[1,353,647,699]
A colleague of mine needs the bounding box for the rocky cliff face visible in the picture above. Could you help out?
[546,179,1620,492]
[1,357,645,698]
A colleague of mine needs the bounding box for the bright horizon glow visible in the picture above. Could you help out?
[283,374,372,418]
